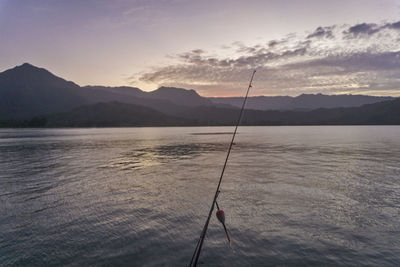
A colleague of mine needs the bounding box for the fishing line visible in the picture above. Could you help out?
[189,70,256,267]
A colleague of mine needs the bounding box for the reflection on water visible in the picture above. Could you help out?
[106,143,229,170]
[191,132,234,135]
[1,126,400,266]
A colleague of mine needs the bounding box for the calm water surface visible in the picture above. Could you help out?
[1,126,400,266]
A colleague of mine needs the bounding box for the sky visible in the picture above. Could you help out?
[0,0,400,96]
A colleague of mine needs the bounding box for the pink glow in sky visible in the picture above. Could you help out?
[1,0,400,96]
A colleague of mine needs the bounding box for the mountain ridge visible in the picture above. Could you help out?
[210,93,395,111]
[0,63,398,122]
[2,98,400,127]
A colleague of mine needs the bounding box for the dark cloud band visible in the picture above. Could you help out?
[136,20,400,96]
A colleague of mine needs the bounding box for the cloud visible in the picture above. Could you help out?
[286,51,400,72]
[136,20,400,96]
[307,26,334,39]
[343,20,400,38]
[173,39,310,69]
[343,23,380,37]
[383,21,400,30]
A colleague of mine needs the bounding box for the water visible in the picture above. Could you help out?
[1,126,400,266]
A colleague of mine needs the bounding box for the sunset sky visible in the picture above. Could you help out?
[1,0,400,96]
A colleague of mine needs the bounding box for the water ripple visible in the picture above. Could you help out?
[1,126,400,266]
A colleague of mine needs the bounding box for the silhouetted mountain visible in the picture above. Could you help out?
[2,98,400,127]
[0,63,398,126]
[0,63,87,119]
[0,64,191,119]
[45,102,184,127]
[178,99,400,125]
[86,85,213,107]
[79,86,189,117]
[147,86,213,107]
[210,94,395,110]
[209,96,292,110]
[288,93,395,110]
[246,99,400,125]
[84,85,145,98]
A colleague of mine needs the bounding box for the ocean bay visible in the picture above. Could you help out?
[1,126,400,266]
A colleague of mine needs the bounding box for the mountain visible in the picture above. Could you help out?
[3,98,399,128]
[175,98,400,125]
[78,86,189,117]
[287,93,395,110]
[0,63,87,119]
[169,98,400,125]
[84,85,145,98]
[86,85,213,107]
[209,96,292,110]
[210,94,395,110]
[0,63,398,124]
[0,64,196,119]
[147,86,213,107]
[45,102,184,127]
[312,99,400,125]
[244,98,400,125]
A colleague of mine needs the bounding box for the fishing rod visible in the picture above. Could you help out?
[189,70,256,267]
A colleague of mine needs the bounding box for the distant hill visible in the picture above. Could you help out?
[2,98,399,127]
[45,102,184,127]
[147,86,213,107]
[84,85,145,98]
[209,95,292,110]
[0,64,195,119]
[85,85,213,107]
[240,99,400,125]
[210,94,395,110]
[0,63,398,125]
[172,98,400,125]
[0,63,87,119]
[79,86,189,117]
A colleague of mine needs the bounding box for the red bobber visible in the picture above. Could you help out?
[216,210,225,224]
